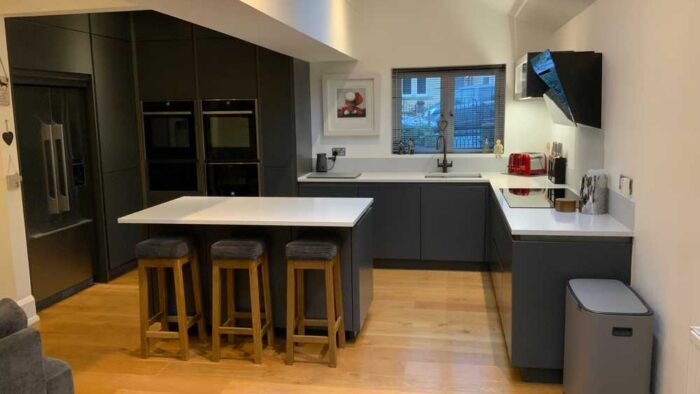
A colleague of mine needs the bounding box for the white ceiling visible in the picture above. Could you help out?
[511,0,597,31]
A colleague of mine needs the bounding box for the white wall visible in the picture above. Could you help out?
[240,0,360,58]
[552,0,700,392]
[0,18,36,323]
[310,0,553,158]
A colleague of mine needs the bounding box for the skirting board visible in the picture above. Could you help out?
[16,294,39,326]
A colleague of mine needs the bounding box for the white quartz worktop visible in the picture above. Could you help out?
[298,172,634,237]
[118,196,373,227]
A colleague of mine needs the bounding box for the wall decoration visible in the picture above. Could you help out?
[0,59,9,106]
[322,74,378,136]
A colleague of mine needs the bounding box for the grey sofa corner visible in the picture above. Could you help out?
[0,298,74,394]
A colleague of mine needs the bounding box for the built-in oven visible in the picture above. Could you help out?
[206,162,260,197]
[202,99,258,162]
[143,101,198,192]
[143,101,196,160]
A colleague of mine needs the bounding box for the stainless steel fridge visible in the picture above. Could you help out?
[13,83,96,309]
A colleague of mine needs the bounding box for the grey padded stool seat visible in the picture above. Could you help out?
[285,239,345,367]
[135,236,206,361]
[211,238,273,364]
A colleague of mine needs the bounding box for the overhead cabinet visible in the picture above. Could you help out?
[196,36,258,99]
[135,40,196,100]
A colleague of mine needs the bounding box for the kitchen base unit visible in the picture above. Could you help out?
[119,197,374,335]
[487,192,633,383]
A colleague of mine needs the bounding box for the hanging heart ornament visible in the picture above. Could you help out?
[2,131,13,146]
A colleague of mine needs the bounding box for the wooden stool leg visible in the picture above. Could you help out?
[261,253,274,347]
[173,262,190,361]
[189,252,207,343]
[157,268,168,331]
[333,255,346,348]
[285,263,296,365]
[248,261,263,364]
[211,263,221,362]
[138,262,150,358]
[226,269,235,344]
[296,269,305,335]
[324,264,338,368]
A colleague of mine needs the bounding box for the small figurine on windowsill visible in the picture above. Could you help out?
[494,139,504,158]
[408,138,415,154]
[398,141,405,155]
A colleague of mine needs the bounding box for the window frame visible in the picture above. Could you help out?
[391,64,506,154]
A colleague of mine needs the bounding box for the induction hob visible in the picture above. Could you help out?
[501,188,578,208]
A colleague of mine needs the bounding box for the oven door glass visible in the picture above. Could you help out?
[204,113,257,161]
[206,163,259,196]
[144,114,196,160]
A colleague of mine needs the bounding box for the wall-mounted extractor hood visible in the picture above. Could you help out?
[523,50,602,129]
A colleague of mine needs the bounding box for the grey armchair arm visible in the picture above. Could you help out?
[0,328,47,393]
[0,298,74,394]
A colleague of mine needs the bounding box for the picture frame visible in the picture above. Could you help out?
[322,74,378,136]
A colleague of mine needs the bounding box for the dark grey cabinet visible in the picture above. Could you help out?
[91,35,140,172]
[91,26,145,273]
[262,167,296,197]
[358,184,421,260]
[298,184,358,198]
[5,19,92,74]
[132,11,192,41]
[135,40,196,100]
[196,37,258,99]
[258,48,293,167]
[421,184,487,261]
[20,14,90,33]
[103,168,145,270]
[486,190,633,381]
[90,12,131,40]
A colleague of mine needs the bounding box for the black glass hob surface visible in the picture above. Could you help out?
[501,188,579,208]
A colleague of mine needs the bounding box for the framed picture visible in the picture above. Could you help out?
[322,74,378,136]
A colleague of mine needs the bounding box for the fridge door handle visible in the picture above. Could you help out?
[52,124,71,212]
[41,123,59,215]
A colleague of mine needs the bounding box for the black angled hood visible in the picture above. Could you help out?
[530,50,602,129]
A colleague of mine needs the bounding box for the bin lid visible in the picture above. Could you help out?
[568,279,651,315]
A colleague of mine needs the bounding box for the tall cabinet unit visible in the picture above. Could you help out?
[89,13,145,275]
[5,13,145,283]
[132,12,311,201]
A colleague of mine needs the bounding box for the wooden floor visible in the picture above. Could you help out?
[37,269,561,393]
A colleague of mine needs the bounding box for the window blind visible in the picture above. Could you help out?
[391,65,505,154]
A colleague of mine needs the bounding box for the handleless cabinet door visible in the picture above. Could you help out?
[136,40,195,100]
[421,184,487,262]
[258,48,294,167]
[196,37,258,99]
[359,184,421,260]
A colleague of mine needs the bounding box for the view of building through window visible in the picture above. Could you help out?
[392,66,505,154]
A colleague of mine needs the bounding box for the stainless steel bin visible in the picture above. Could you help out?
[563,279,653,394]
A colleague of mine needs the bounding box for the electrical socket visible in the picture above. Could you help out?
[332,147,346,156]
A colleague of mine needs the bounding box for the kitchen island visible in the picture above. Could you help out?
[119,196,374,335]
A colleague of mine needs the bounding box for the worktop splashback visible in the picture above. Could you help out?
[312,155,509,173]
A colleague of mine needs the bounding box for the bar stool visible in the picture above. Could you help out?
[285,239,345,367]
[135,237,206,361]
[211,238,273,364]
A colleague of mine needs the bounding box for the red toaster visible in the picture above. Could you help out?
[508,153,547,175]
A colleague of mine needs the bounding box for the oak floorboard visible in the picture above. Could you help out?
[37,269,561,393]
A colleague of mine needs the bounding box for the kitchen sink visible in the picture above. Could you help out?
[425,172,482,178]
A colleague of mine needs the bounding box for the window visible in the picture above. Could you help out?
[392,65,505,154]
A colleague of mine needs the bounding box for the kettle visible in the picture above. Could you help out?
[315,153,328,172]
